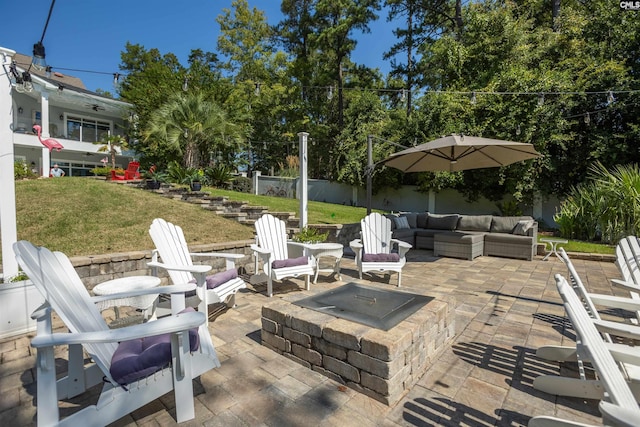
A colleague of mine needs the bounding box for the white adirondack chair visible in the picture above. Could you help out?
[250,213,314,297]
[148,218,247,323]
[349,212,412,287]
[13,240,219,426]
[533,248,640,401]
[529,274,640,427]
[612,236,640,299]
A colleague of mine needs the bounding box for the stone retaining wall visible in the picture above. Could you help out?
[261,294,456,406]
[69,240,255,291]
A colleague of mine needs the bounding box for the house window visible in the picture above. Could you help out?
[65,116,111,142]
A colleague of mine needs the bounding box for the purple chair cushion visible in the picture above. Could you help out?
[109,307,200,385]
[272,256,308,269]
[206,269,238,289]
[362,253,400,262]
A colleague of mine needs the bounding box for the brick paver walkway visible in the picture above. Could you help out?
[0,250,622,426]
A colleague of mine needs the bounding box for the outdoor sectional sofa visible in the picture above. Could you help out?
[387,212,538,261]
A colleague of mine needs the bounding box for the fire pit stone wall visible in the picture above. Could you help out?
[261,294,456,406]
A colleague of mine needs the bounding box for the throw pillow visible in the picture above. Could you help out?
[513,219,535,235]
[206,268,238,289]
[393,216,410,229]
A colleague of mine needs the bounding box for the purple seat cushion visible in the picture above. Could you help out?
[109,307,200,385]
[206,269,238,289]
[272,256,308,269]
[363,253,400,262]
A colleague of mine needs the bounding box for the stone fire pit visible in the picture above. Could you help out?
[261,284,455,406]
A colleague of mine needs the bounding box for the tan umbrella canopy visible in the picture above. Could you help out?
[381,134,541,173]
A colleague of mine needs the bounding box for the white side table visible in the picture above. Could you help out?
[93,276,161,321]
[540,238,568,261]
[303,243,344,284]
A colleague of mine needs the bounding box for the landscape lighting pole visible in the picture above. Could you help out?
[366,135,373,215]
[0,47,19,281]
[298,132,309,229]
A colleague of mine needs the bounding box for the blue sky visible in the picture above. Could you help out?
[0,1,398,93]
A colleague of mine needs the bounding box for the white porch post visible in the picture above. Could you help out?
[0,47,19,281]
[298,132,308,229]
[40,91,50,177]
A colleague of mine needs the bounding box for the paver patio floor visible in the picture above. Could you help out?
[0,249,623,426]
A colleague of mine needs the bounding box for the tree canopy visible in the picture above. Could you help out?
[116,0,640,205]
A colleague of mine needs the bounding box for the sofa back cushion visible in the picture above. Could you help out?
[457,215,492,232]
[427,213,460,230]
[417,212,428,229]
[490,216,534,234]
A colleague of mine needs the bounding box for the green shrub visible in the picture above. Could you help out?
[292,227,329,243]
[14,160,37,180]
[554,162,640,243]
[204,165,233,188]
[90,166,113,176]
[230,176,252,193]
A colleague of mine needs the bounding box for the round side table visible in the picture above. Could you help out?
[303,243,344,284]
[93,276,161,321]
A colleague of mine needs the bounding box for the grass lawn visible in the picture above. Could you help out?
[0,178,615,266]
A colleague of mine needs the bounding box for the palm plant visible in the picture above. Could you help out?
[554,162,640,243]
[142,92,244,169]
[95,134,129,169]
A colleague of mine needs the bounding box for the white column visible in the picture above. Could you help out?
[428,190,436,213]
[298,132,308,229]
[0,47,19,281]
[252,171,261,195]
[533,191,543,220]
[40,91,51,177]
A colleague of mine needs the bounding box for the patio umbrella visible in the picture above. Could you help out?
[381,134,541,173]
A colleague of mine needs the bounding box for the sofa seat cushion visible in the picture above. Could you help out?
[110,307,200,385]
[414,228,440,237]
[484,232,533,243]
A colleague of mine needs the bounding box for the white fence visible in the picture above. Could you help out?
[252,173,560,227]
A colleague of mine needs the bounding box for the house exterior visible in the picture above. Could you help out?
[3,49,134,177]
[0,45,134,280]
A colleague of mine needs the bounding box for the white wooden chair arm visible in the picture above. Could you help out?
[147,260,212,274]
[592,318,640,340]
[606,342,640,366]
[31,302,52,321]
[251,244,272,259]
[611,278,640,293]
[588,293,640,312]
[287,241,307,250]
[31,311,205,348]
[90,283,196,304]
[349,239,363,250]
[190,252,244,260]
[392,239,412,257]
